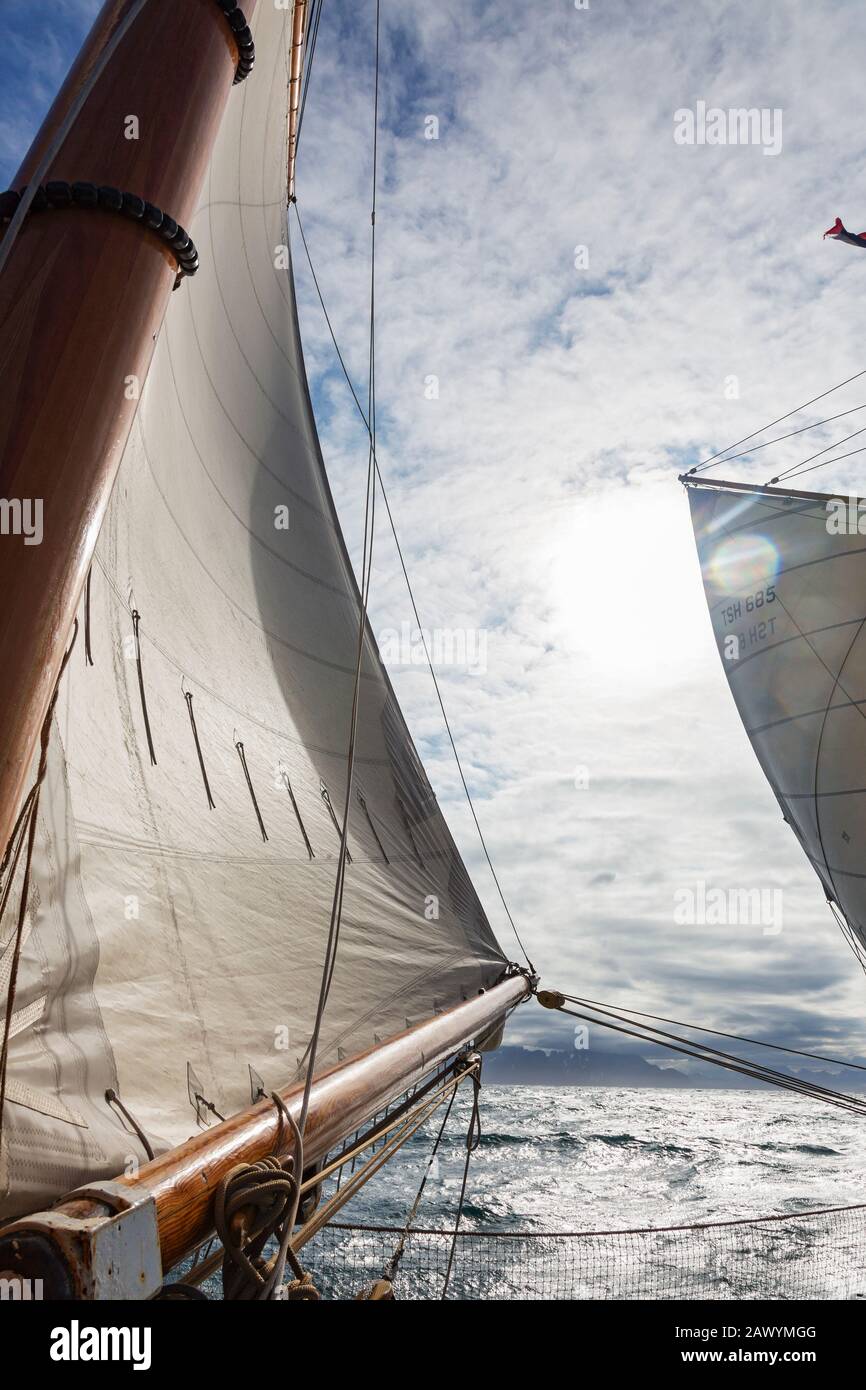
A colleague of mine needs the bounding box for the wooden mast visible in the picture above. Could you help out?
[0,974,531,1294]
[287,0,308,202]
[0,0,258,859]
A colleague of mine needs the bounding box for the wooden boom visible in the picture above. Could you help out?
[0,973,530,1296]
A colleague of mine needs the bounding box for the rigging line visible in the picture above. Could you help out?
[767,444,866,486]
[331,1200,866,1237]
[295,0,324,156]
[560,997,866,1109]
[441,1063,482,1300]
[317,0,380,1012]
[829,899,866,978]
[385,1081,458,1281]
[303,1059,477,1192]
[291,200,534,973]
[295,1074,470,1253]
[697,402,866,469]
[561,994,866,1073]
[553,1003,866,1116]
[686,368,866,476]
[298,0,381,1138]
[104,1087,155,1162]
[766,423,866,485]
[0,0,152,278]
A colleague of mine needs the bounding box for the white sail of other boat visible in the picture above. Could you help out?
[685,476,866,966]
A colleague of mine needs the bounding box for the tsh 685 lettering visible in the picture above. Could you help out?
[720,585,776,627]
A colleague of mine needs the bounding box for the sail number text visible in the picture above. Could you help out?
[720,586,776,626]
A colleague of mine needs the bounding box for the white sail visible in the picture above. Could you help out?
[0,6,506,1221]
[686,477,866,962]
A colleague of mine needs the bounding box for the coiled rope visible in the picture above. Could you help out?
[214,1092,319,1300]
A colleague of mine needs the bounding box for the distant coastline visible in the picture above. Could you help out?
[483,1045,866,1091]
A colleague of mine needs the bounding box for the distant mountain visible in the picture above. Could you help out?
[483,1045,691,1087]
[482,1045,866,1091]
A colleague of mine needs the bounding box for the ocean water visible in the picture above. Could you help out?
[190,1085,866,1299]
[333,1084,866,1228]
[302,1085,866,1300]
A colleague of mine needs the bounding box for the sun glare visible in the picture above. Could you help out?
[548,482,710,684]
[706,534,779,597]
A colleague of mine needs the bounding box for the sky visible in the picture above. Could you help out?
[6,0,866,1079]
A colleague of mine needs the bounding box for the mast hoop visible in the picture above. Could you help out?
[213,0,256,84]
[0,183,200,278]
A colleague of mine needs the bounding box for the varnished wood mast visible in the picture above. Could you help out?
[0,0,258,859]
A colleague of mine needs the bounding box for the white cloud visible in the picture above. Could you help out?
[293,0,866,1058]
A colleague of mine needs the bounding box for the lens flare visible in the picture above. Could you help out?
[707,534,779,595]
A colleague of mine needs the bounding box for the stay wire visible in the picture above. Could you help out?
[768,443,866,487]
[561,993,866,1073]
[555,1002,866,1117]
[700,402,866,469]
[687,368,866,476]
[562,997,866,1108]
[296,0,325,155]
[766,423,866,485]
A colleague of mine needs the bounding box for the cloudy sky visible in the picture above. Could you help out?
[7,0,866,1074]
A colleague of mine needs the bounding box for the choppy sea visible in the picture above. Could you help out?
[194,1086,866,1299]
[337,1084,866,1226]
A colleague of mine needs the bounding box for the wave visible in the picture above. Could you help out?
[588,1133,694,1157]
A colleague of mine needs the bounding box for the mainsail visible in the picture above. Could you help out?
[0,5,507,1223]
[685,476,866,963]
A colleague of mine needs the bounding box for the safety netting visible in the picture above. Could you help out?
[302,1206,866,1300]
